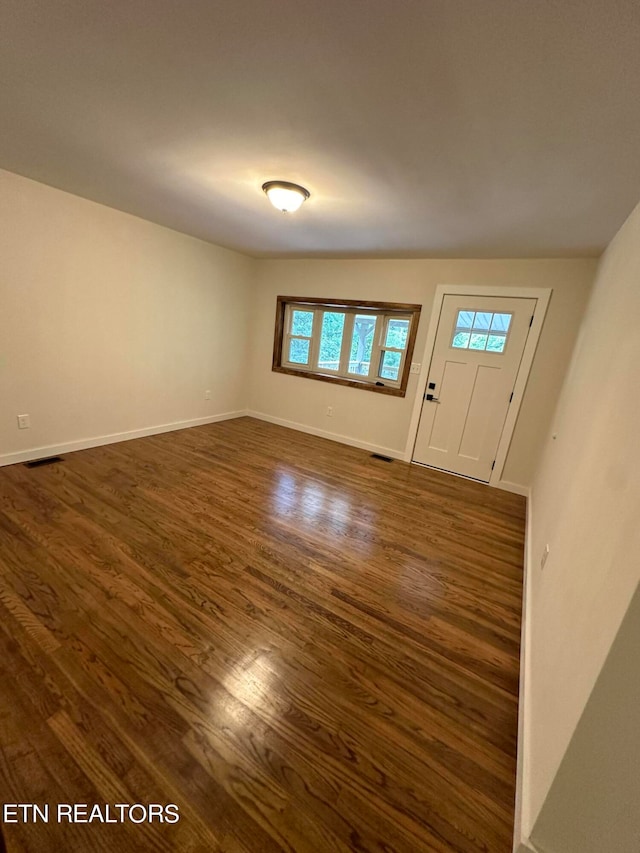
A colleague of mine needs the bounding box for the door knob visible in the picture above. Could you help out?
[425,393,440,402]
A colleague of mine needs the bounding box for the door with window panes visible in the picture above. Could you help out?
[284,305,412,388]
[412,295,536,481]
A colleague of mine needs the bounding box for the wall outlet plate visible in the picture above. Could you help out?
[17,414,30,429]
[326,406,333,417]
[410,362,421,374]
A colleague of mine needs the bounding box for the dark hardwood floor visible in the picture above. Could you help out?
[0,417,525,852]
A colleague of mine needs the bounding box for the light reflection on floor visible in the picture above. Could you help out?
[221,648,275,723]
[269,468,376,550]
[266,466,446,606]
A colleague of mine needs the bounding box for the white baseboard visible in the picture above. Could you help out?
[246,413,532,497]
[0,410,248,468]
[513,485,535,851]
[246,410,405,460]
[497,480,530,497]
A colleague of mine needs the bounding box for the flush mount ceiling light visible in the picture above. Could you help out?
[262,181,310,213]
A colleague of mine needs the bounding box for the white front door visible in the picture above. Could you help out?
[412,294,536,481]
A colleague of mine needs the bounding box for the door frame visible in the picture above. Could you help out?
[403,285,552,493]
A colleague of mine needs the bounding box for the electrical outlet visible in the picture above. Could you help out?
[326,406,333,417]
[541,544,550,570]
[410,362,421,374]
[204,390,211,400]
[17,414,30,429]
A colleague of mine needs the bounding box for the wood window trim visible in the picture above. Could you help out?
[272,296,422,397]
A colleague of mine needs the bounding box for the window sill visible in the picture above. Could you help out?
[272,365,406,397]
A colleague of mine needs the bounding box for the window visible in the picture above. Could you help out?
[451,310,512,353]
[273,297,421,396]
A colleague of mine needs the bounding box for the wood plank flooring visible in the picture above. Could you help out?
[0,417,525,852]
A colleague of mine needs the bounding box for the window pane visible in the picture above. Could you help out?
[318,311,345,370]
[348,314,376,375]
[469,333,488,350]
[379,350,401,381]
[486,334,507,352]
[289,338,310,364]
[456,310,474,329]
[491,313,512,332]
[291,309,314,337]
[385,318,409,349]
[473,312,492,330]
[452,332,470,349]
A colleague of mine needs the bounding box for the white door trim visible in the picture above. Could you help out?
[403,285,552,489]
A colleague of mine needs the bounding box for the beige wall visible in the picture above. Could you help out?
[531,583,640,853]
[247,258,595,487]
[0,170,254,463]
[524,200,640,833]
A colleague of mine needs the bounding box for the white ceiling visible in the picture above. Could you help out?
[2,0,640,258]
